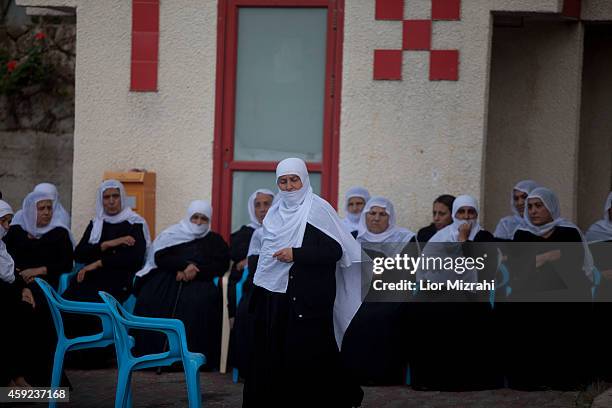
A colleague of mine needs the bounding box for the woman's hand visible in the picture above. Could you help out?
[273,248,293,263]
[236,259,247,272]
[181,264,200,282]
[77,260,102,283]
[458,223,472,242]
[101,235,136,251]
[22,288,36,308]
[19,267,46,284]
[535,249,561,268]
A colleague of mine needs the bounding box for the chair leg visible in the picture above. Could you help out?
[115,366,133,408]
[232,367,239,383]
[184,362,202,408]
[49,345,67,408]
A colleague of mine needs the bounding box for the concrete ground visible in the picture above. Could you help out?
[12,368,611,407]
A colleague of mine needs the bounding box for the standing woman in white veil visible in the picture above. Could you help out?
[242,158,363,408]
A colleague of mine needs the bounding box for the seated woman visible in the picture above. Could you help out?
[341,187,370,237]
[4,191,74,386]
[243,158,363,408]
[341,196,416,385]
[12,182,72,230]
[494,180,539,240]
[505,187,593,390]
[413,195,501,391]
[416,194,455,244]
[63,179,149,304]
[133,200,230,369]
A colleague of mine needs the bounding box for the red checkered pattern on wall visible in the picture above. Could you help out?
[373,0,460,81]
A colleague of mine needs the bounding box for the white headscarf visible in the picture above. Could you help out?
[429,195,483,243]
[136,200,212,278]
[356,196,415,256]
[247,189,276,230]
[12,182,73,234]
[253,158,364,348]
[0,200,15,284]
[494,180,539,240]
[89,179,151,246]
[341,187,370,233]
[419,195,484,284]
[586,192,612,243]
[517,187,594,280]
[17,190,73,241]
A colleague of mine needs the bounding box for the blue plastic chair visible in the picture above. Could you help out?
[34,278,115,408]
[231,267,250,383]
[98,291,206,408]
[57,263,82,295]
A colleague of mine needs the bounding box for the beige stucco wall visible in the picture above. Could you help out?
[483,18,584,231]
[338,0,561,232]
[582,0,612,21]
[578,24,612,229]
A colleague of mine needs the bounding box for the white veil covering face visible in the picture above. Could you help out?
[253,158,364,348]
[136,200,212,278]
[494,180,539,240]
[0,200,15,284]
[341,187,370,233]
[89,179,151,246]
[586,192,612,243]
[246,189,276,230]
[516,187,594,280]
[356,196,415,256]
[419,195,483,284]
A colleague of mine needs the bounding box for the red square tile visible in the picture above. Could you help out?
[375,0,404,21]
[133,1,159,33]
[131,61,158,91]
[131,32,159,62]
[562,0,581,19]
[373,50,403,80]
[432,0,461,21]
[402,20,431,50]
[430,50,459,81]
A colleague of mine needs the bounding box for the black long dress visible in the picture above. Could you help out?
[242,223,363,408]
[502,226,593,390]
[409,230,503,391]
[416,223,439,244]
[132,232,230,370]
[4,225,74,386]
[232,253,259,376]
[591,239,612,380]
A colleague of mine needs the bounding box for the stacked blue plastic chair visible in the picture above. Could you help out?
[98,291,206,408]
[34,278,115,408]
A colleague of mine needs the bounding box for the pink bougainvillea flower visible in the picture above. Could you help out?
[6,60,18,73]
[35,32,46,40]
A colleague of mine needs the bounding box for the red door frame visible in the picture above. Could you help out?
[212,0,344,240]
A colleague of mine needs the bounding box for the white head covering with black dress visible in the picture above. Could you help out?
[341,187,370,234]
[586,192,612,243]
[246,189,276,230]
[89,179,151,246]
[356,196,415,256]
[516,187,594,280]
[11,182,72,234]
[136,200,212,278]
[429,195,483,243]
[17,190,73,243]
[0,200,15,284]
[494,180,539,240]
[253,158,364,348]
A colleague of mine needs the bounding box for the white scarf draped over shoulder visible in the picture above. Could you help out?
[136,200,212,278]
[89,179,151,246]
[0,200,15,284]
[341,186,370,234]
[494,180,539,240]
[586,192,612,243]
[253,158,364,348]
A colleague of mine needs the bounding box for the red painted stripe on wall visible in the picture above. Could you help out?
[131,0,159,91]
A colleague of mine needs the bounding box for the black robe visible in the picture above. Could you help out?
[416,223,439,244]
[228,225,255,318]
[132,232,230,370]
[592,239,612,380]
[501,226,593,390]
[232,253,259,376]
[409,230,503,391]
[4,225,74,386]
[242,223,363,408]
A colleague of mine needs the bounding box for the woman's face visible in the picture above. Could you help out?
[366,206,390,234]
[513,189,529,215]
[102,188,122,215]
[0,214,13,231]
[527,198,553,226]
[254,193,274,223]
[190,213,209,225]
[432,202,452,230]
[36,200,53,227]
[455,206,477,221]
[277,174,303,192]
[347,197,366,215]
